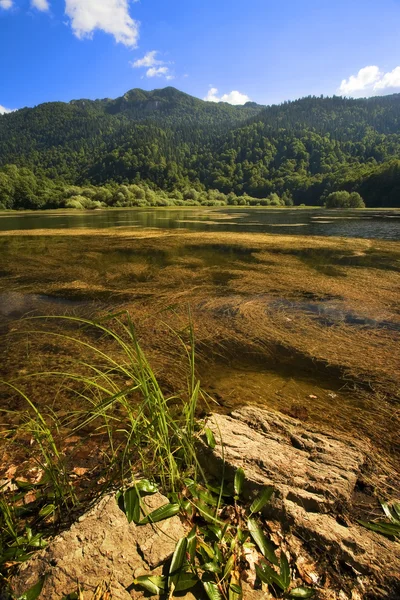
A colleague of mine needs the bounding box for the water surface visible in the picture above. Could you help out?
[0,208,399,240]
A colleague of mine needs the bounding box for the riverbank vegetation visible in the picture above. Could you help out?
[1,88,400,210]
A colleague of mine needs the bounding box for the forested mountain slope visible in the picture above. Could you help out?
[0,88,399,209]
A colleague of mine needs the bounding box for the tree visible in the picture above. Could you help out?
[325,190,365,208]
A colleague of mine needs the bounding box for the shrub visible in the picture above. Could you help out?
[325,190,365,208]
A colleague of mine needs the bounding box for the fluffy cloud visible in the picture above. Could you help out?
[64,0,139,47]
[0,105,14,114]
[132,50,174,79]
[146,66,168,78]
[0,0,13,9]
[204,87,251,105]
[132,51,163,69]
[374,66,400,91]
[338,66,381,95]
[31,0,50,10]
[339,65,400,96]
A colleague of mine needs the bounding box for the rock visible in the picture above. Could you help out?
[198,406,400,597]
[11,492,188,600]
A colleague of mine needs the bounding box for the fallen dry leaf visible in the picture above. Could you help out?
[73,467,89,476]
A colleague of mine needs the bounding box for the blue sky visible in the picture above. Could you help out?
[1,0,400,113]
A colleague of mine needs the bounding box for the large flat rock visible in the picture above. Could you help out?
[11,492,189,600]
[198,406,400,596]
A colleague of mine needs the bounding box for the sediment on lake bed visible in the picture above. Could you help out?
[1,230,399,482]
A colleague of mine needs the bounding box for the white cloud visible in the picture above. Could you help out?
[132,50,174,79]
[374,66,400,90]
[31,0,50,10]
[204,87,251,105]
[339,65,400,96]
[146,66,169,78]
[339,66,381,95]
[0,0,13,9]
[132,51,162,68]
[64,0,139,47]
[0,105,15,114]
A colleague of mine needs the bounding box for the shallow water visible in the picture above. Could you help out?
[0,207,399,240]
[0,224,399,471]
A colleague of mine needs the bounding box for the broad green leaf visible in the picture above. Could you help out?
[380,501,400,525]
[237,527,246,544]
[198,540,216,560]
[223,553,235,578]
[135,480,158,494]
[168,536,188,588]
[205,427,216,449]
[196,499,218,523]
[203,580,223,600]
[207,524,223,539]
[206,483,232,498]
[288,587,315,598]
[28,533,47,548]
[256,563,285,591]
[229,582,243,600]
[187,525,197,563]
[180,498,192,514]
[247,518,278,565]
[380,501,394,522]
[234,467,245,497]
[198,488,218,507]
[393,503,400,521]
[139,502,180,524]
[123,487,140,524]
[14,480,39,491]
[173,572,199,592]
[280,552,291,590]
[133,575,165,595]
[358,519,400,538]
[250,487,274,514]
[18,578,44,600]
[213,541,223,563]
[39,504,55,518]
[201,561,222,573]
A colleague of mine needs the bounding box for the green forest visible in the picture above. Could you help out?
[1,86,400,209]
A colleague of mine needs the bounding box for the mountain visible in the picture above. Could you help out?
[0,87,400,209]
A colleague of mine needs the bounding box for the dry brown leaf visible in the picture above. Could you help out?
[73,467,89,476]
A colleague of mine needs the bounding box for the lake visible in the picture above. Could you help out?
[0,211,399,489]
[0,207,399,240]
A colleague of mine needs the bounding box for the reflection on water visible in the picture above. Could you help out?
[0,291,91,318]
[0,208,399,240]
[270,297,400,332]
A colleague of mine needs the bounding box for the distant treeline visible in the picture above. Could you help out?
[1,87,400,209]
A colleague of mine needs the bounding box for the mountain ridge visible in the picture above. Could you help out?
[0,87,400,209]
